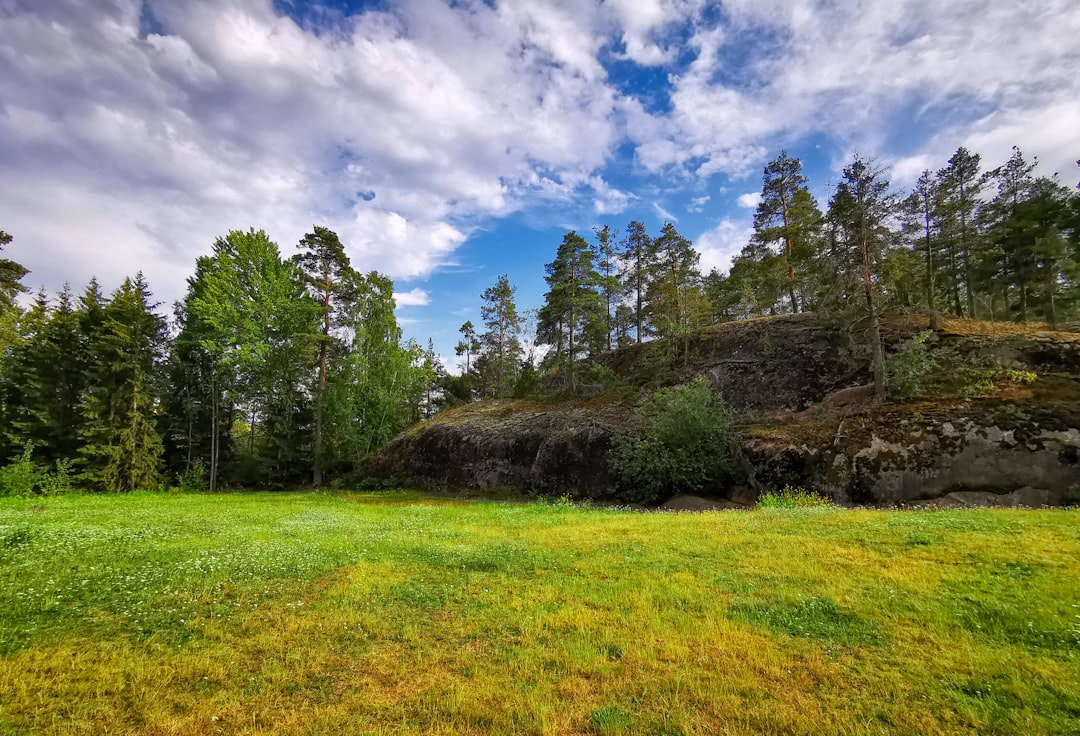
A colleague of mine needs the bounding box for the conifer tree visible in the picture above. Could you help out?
[620,221,654,343]
[478,275,522,398]
[0,230,28,355]
[538,231,605,393]
[646,222,706,362]
[295,226,355,485]
[827,155,897,401]
[78,275,167,492]
[592,225,622,351]
[751,151,824,313]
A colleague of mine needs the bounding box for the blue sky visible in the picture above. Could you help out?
[1,0,1078,367]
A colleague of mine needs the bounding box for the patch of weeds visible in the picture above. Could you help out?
[729,595,884,646]
[590,704,632,734]
[906,532,934,547]
[960,368,1037,398]
[756,485,834,509]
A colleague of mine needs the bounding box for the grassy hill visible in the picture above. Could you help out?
[2,492,1078,734]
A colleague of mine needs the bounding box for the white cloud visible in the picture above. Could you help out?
[736,192,761,209]
[652,202,678,223]
[696,218,752,274]
[0,0,627,305]
[628,0,1080,183]
[392,288,430,308]
[687,195,710,213]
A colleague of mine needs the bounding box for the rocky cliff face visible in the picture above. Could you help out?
[366,399,633,500]
[367,315,1080,507]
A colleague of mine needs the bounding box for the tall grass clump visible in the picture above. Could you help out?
[756,484,833,509]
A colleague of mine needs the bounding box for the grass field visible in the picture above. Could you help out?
[0,492,1078,735]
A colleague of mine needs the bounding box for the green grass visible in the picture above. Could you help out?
[0,492,1078,735]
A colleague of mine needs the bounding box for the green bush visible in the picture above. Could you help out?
[756,485,833,509]
[176,459,208,492]
[608,378,741,505]
[0,444,42,496]
[886,330,937,399]
[40,458,74,496]
[0,444,77,497]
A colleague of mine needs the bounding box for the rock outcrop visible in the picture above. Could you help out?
[367,315,1080,507]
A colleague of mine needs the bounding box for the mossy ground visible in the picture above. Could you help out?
[1,492,1078,735]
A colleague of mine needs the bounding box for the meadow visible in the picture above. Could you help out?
[0,492,1077,735]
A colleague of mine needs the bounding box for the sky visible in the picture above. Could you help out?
[1,0,1078,368]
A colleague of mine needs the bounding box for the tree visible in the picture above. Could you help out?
[593,225,622,351]
[645,222,706,363]
[827,155,898,401]
[455,320,480,376]
[936,147,985,317]
[620,220,653,343]
[186,229,316,489]
[421,338,444,420]
[0,230,29,355]
[751,151,824,313]
[78,275,168,492]
[900,170,942,328]
[478,275,522,398]
[329,272,430,461]
[294,226,354,485]
[538,231,605,393]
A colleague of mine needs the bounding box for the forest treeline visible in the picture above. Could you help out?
[443,146,1080,404]
[0,228,434,492]
[1,145,1078,492]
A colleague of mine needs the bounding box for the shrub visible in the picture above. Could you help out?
[756,485,833,509]
[176,459,208,492]
[608,378,741,505]
[0,444,42,497]
[40,458,74,496]
[886,330,937,398]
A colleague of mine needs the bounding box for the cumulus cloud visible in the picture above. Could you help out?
[695,218,752,274]
[736,192,761,209]
[392,288,430,308]
[630,0,1080,181]
[0,0,628,304]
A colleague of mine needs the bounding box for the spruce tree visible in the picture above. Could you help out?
[78,276,167,492]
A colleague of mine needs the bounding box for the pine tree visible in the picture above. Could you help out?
[936,147,986,317]
[294,226,354,485]
[478,275,522,398]
[538,231,605,393]
[900,170,943,327]
[751,151,824,313]
[827,155,897,401]
[592,225,622,351]
[620,221,654,343]
[455,320,480,376]
[645,222,706,362]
